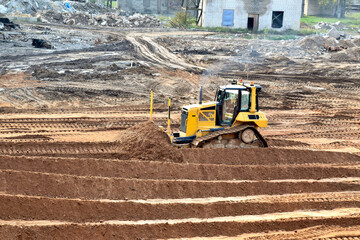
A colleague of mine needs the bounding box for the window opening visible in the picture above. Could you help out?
[222,9,234,27]
[272,11,284,28]
[240,91,250,111]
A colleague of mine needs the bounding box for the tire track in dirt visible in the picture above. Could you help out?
[126,34,204,72]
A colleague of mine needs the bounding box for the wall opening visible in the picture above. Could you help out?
[247,17,254,30]
[222,9,234,27]
[247,14,259,31]
[272,11,284,28]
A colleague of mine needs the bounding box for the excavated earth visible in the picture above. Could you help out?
[0,19,359,239]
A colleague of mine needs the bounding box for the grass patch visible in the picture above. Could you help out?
[301,13,360,30]
[194,26,250,33]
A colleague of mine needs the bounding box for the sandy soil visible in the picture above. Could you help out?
[0,20,359,239]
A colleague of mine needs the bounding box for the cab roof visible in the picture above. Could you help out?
[219,84,262,91]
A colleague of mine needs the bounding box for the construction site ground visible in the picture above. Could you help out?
[0,21,360,239]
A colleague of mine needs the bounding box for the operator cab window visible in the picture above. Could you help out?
[240,91,250,111]
[216,89,224,102]
[222,89,238,123]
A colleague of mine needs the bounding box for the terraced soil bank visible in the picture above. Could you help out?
[0,13,359,239]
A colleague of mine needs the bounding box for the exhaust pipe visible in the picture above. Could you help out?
[199,86,203,105]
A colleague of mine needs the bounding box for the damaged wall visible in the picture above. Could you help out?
[242,0,271,15]
[200,0,302,31]
[118,0,182,14]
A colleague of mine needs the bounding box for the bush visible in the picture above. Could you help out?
[168,11,196,28]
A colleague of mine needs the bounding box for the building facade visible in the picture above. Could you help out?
[198,0,302,31]
[118,0,182,14]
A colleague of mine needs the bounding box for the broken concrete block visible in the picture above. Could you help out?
[0,4,7,14]
[32,39,52,49]
[327,27,345,40]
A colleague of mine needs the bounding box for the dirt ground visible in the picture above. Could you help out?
[0,19,359,239]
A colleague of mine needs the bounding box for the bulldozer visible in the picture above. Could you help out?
[156,80,268,148]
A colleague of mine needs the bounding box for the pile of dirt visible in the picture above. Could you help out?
[298,35,337,52]
[37,10,161,28]
[352,38,360,47]
[328,47,360,62]
[116,121,183,162]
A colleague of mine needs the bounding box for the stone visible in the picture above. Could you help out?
[327,27,344,39]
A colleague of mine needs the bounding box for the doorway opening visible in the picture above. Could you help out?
[247,17,254,30]
[247,14,259,31]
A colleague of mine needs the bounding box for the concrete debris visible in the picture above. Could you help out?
[3,0,117,15]
[0,4,7,14]
[314,21,341,30]
[3,0,63,15]
[37,10,161,28]
[0,17,19,30]
[326,27,345,40]
[32,38,52,49]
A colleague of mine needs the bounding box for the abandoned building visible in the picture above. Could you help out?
[117,0,182,14]
[198,0,302,31]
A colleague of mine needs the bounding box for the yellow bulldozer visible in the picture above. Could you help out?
[156,80,268,148]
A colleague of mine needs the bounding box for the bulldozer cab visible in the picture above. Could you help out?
[215,86,254,126]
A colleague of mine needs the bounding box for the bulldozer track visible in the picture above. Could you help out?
[192,125,268,148]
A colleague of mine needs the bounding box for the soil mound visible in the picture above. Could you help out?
[298,36,336,51]
[352,38,360,47]
[116,121,183,162]
[328,47,360,62]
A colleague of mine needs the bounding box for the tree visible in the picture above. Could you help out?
[318,0,347,18]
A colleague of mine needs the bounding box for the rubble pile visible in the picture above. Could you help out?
[0,0,63,15]
[0,16,19,30]
[37,10,161,28]
[0,0,116,15]
[314,21,342,30]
